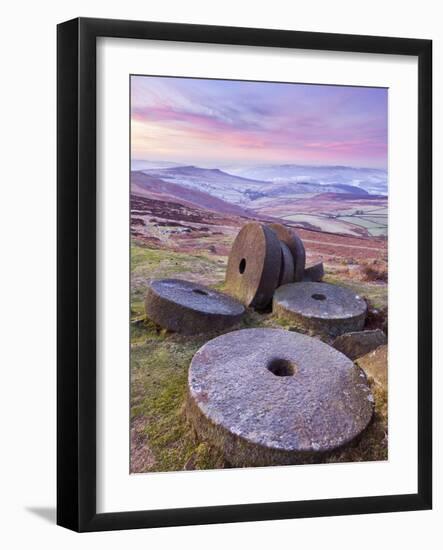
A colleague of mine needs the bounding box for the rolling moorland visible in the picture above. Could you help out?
[130,163,388,473]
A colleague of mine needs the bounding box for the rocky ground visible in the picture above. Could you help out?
[130,193,388,473]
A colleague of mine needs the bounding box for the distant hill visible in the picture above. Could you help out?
[223,163,387,196]
[136,165,375,210]
[138,166,267,207]
[131,171,259,219]
[131,159,182,171]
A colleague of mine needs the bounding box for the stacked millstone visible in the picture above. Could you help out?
[224,222,322,309]
[187,328,374,466]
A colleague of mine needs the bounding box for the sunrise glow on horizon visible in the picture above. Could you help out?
[131,76,388,170]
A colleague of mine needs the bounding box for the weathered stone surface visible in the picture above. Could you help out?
[278,242,295,286]
[273,282,367,337]
[187,328,373,467]
[145,279,245,334]
[303,262,325,282]
[356,345,388,388]
[333,329,387,360]
[268,223,306,281]
[225,222,281,309]
[365,303,388,334]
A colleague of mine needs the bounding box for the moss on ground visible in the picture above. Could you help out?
[131,243,219,273]
[131,333,226,472]
[131,241,226,303]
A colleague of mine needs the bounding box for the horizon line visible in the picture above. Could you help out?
[131,158,388,172]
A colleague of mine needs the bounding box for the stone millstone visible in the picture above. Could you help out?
[268,223,306,281]
[225,223,281,309]
[278,242,295,286]
[187,328,374,467]
[144,279,245,334]
[303,262,325,282]
[273,282,367,337]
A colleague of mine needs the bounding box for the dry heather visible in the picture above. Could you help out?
[361,260,388,282]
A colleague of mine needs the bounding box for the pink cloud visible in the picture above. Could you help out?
[131,76,387,168]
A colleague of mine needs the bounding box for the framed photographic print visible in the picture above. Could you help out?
[57,17,432,531]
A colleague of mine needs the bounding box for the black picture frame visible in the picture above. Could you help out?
[57,17,432,532]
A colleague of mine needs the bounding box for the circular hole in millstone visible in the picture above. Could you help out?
[266,358,297,377]
[192,289,208,296]
[239,258,247,274]
[311,293,327,301]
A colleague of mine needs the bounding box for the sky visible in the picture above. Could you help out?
[131,76,388,169]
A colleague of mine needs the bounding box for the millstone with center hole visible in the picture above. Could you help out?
[273,282,367,337]
[144,279,245,334]
[268,223,306,282]
[187,328,373,466]
[225,222,281,309]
